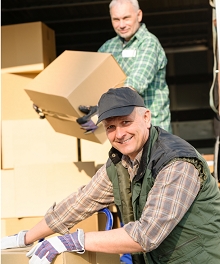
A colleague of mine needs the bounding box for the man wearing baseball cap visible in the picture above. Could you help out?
[2,87,220,264]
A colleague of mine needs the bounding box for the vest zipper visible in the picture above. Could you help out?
[158,235,199,261]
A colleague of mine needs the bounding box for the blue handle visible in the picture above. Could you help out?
[98,208,113,231]
[38,208,113,244]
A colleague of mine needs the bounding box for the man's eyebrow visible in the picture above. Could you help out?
[104,114,131,123]
[103,118,115,125]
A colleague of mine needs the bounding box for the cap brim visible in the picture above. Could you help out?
[96,105,135,124]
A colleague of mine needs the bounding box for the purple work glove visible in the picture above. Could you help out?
[76,105,98,134]
[26,229,84,264]
[80,119,98,134]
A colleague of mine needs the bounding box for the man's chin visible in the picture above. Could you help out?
[118,32,131,40]
[116,146,134,156]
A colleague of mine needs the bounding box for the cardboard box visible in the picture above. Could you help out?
[2,73,39,120]
[202,154,214,173]
[1,22,56,73]
[1,217,43,237]
[81,139,111,167]
[1,212,106,238]
[1,119,78,169]
[1,170,16,218]
[25,50,126,143]
[1,248,120,264]
[1,162,96,218]
[45,114,108,144]
[1,248,30,264]
[54,251,120,264]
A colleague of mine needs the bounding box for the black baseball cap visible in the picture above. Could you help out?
[97,87,146,124]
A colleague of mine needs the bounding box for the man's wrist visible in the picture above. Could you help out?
[22,231,34,247]
[17,230,33,247]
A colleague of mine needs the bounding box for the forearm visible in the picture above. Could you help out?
[85,228,143,254]
[25,218,54,245]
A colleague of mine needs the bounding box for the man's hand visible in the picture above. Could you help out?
[26,229,84,264]
[1,230,33,250]
[80,119,98,134]
[77,105,98,134]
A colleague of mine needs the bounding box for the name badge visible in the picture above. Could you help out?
[122,49,136,58]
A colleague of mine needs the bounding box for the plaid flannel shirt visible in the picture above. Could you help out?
[45,153,200,252]
[98,23,172,132]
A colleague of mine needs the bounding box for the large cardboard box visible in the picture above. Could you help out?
[54,251,120,264]
[81,139,111,167]
[2,73,39,120]
[1,22,56,74]
[25,50,126,143]
[1,170,16,218]
[1,162,96,218]
[44,115,108,144]
[1,119,78,169]
[1,217,43,238]
[1,213,106,238]
[1,248,120,264]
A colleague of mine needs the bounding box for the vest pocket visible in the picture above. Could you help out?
[157,235,213,264]
[112,188,121,207]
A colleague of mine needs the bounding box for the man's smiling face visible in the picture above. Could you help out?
[110,1,142,41]
[103,107,151,160]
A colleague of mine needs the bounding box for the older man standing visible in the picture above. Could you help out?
[98,0,172,132]
[79,0,172,134]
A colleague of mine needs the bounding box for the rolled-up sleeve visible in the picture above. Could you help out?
[44,164,114,234]
[123,161,200,252]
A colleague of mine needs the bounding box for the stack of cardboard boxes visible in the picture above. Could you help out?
[1,248,120,264]
[1,22,125,263]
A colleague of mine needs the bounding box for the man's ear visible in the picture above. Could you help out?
[137,9,143,23]
[144,109,151,128]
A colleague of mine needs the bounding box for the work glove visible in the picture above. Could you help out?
[78,105,93,115]
[77,105,98,134]
[80,119,98,134]
[1,230,33,250]
[26,229,85,264]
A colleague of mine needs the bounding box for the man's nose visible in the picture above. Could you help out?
[115,126,125,138]
[119,19,126,28]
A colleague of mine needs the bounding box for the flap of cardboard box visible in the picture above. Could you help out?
[24,50,126,143]
[25,50,126,117]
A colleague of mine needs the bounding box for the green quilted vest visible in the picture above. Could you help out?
[106,126,220,264]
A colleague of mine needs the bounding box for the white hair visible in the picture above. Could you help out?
[136,106,147,115]
[109,0,140,11]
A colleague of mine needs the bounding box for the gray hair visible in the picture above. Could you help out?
[136,106,147,115]
[109,0,140,11]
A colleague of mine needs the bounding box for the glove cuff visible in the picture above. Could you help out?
[76,229,85,254]
[17,230,33,247]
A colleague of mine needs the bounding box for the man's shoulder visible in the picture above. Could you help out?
[135,26,165,53]
[137,24,160,43]
[98,35,120,52]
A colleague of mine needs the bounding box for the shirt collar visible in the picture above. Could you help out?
[132,23,147,41]
[121,148,143,168]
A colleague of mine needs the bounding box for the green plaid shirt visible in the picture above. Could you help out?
[98,23,172,132]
